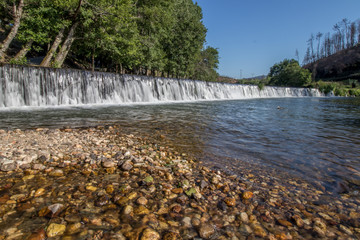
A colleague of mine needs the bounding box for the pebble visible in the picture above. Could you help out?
[0,127,358,240]
[199,223,215,239]
[140,228,160,240]
[121,160,133,171]
[46,223,66,237]
[136,196,148,205]
[224,197,236,207]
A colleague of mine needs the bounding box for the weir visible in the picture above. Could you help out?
[0,65,323,108]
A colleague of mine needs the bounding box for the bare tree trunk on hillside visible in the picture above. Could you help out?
[13,40,33,60]
[40,28,65,67]
[52,22,79,67]
[0,0,25,62]
[350,22,356,47]
[316,32,323,60]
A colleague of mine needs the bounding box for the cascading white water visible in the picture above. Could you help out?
[0,65,323,108]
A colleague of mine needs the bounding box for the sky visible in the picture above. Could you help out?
[195,0,360,79]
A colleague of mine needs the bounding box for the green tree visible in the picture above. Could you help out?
[163,0,206,78]
[0,0,25,61]
[72,0,140,71]
[192,46,219,81]
[13,0,66,61]
[268,59,312,87]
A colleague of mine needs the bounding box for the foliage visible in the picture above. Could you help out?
[310,80,360,96]
[192,46,219,81]
[268,59,312,87]
[0,0,216,81]
[257,82,265,91]
[9,56,27,65]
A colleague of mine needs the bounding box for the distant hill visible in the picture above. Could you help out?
[304,44,360,81]
[217,75,266,84]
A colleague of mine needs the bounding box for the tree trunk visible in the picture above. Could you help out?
[40,28,65,67]
[14,40,33,60]
[91,47,95,72]
[53,22,79,68]
[0,0,24,62]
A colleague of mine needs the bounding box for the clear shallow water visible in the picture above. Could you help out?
[1,97,360,191]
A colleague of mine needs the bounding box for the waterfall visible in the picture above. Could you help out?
[0,65,323,108]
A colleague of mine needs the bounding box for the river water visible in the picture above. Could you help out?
[1,97,360,192]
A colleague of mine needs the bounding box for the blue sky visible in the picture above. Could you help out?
[195,0,360,79]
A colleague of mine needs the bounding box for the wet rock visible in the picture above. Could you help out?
[313,226,326,237]
[200,180,209,189]
[106,184,114,194]
[199,223,215,239]
[1,161,16,172]
[49,169,64,177]
[185,188,196,197]
[242,191,253,200]
[140,228,160,240]
[217,201,227,211]
[121,160,133,171]
[339,224,353,235]
[66,222,82,234]
[277,219,293,227]
[134,205,150,215]
[239,224,252,236]
[26,229,46,240]
[46,223,66,237]
[224,197,236,207]
[136,196,148,205]
[144,176,154,183]
[102,160,116,168]
[163,232,180,240]
[65,214,81,223]
[39,203,64,218]
[252,224,267,238]
[292,215,304,228]
[86,185,97,192]
[34,188,46,197]
[240,212,249,223]
[123,205,133,215]
[182,216,192,228]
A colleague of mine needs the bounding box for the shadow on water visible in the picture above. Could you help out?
[1,97,360,194]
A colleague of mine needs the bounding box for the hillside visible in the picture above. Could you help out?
[304,44,360,81]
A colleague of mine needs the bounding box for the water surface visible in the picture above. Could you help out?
[1,97,360,192]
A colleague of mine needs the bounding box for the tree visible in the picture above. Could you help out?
[0,0,24,61]
[192,46,219,81]
[163,0,207,78]
[295,49,299,62]
[350,22,356,47]
[268,59,312,87]
[316,32,323,60]
[307,34,315,62]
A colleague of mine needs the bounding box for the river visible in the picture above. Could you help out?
[1,97,359,193]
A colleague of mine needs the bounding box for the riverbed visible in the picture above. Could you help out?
[1,97,360,194]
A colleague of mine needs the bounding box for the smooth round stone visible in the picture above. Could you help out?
[140,228,160,240]
[136,196,148,205]
[102,160,116,168]
[199,223,215,239]
[46,223,66,237]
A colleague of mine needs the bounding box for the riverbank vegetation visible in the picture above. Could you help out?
[0,0,219,81]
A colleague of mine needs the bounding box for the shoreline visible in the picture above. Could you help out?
[0,126,359,239]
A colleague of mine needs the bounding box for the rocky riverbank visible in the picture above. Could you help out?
[0,126,359,239]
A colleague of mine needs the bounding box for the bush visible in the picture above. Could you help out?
[9,57,28,65]
[268,59,312,87]
[257,82,265,91]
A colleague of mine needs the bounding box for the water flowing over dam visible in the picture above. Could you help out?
[0,65,323,108]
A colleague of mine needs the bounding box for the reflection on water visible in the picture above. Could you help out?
[1,98,360,191]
